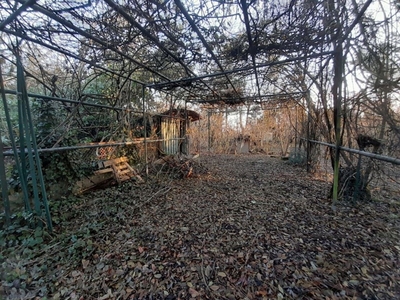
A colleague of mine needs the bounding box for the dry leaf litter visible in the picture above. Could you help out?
[1,154,399,300]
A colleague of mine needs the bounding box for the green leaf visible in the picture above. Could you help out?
[34,228,43,238]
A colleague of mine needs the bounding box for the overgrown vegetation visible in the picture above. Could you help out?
[0,0,400,298]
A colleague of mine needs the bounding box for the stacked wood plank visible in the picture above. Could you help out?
[95,157,144,183]
[74,157,143,194]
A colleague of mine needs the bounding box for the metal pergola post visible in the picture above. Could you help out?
[184,100,189,155]
[16,74,31,212]
[142,85,148,176]
[207,110,211,152]
[0,62,32,215]
[0,129,10,225]
[16,54,53,230]
[17,57,41,218]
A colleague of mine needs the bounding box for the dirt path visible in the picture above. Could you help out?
[1,154,399,299]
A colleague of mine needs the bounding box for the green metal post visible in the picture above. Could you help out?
[16,56,53,230]
[207,110,211,152]
[142,85,148,176]
[0,133,11,225]
[184,100,189,155]
[17,85,32,212]
[17,58,42,221]
[23,80,53,231]
[0,62,31,213]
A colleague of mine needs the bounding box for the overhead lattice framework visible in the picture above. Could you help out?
[0,0,349,106]
[1,0,390,226]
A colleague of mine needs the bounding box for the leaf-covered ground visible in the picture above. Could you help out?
[1,154,400,299]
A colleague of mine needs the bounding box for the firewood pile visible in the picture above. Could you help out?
[151,154,208,178]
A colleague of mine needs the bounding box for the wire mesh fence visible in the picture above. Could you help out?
[305,139,400,203]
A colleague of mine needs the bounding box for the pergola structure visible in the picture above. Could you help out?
[0,0,355,101]
[0,0,376,227]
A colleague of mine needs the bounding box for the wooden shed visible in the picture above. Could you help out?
[158,109,200,155]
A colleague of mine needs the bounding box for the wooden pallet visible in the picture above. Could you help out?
[74,157,143,194]
[95,157,144,183]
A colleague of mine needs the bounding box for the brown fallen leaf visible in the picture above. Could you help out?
[189,287,200,297]
[82,259,89,269]
[71,270,80,277]
[217,271,227,277]
[256,290,267,296]
[4,154,400,300]
[205,265,212,277]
